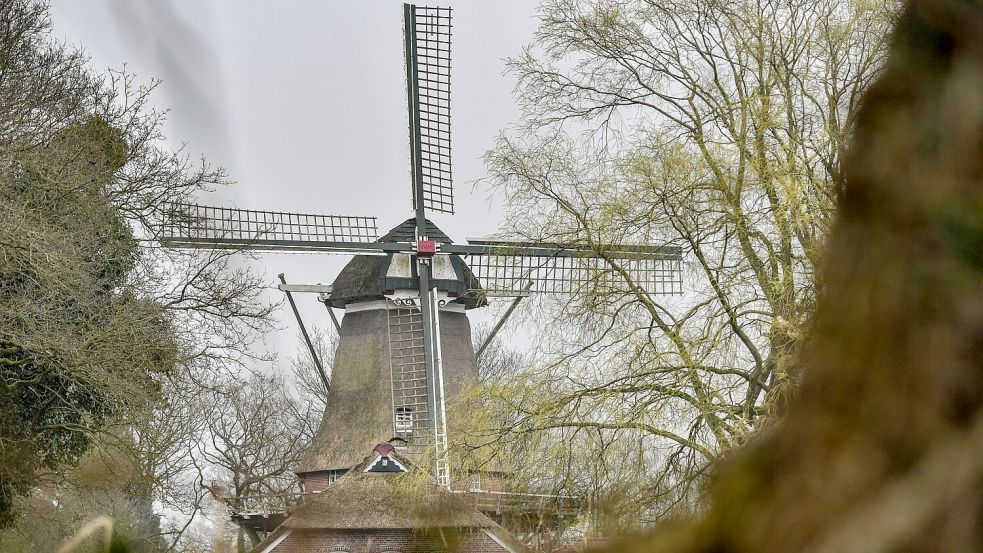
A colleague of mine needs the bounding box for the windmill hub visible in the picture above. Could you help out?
[414,238,438,258]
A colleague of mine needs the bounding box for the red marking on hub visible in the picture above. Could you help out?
[416,239,437,257]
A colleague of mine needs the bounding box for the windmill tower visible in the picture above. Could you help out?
[159,4,682,549]
[294,218,487,489]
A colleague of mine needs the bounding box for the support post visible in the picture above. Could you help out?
[476,280,534,360]
[317,293,342,334]
[278,273,331,394]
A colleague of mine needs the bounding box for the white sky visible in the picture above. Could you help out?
[48,1,541,367]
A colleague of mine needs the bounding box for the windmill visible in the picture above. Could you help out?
[159,4,682,492]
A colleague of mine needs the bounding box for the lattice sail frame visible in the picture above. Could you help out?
[159,203,378,250]
[467,254,683,296]
[405,5,454,214]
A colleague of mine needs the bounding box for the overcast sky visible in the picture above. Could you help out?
[48,1,541,367]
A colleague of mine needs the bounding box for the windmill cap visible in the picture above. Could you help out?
[325,218,486,309]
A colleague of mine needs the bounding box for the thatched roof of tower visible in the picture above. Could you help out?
[295,308,478,473]
[295,309,393,472]
[280,473,492,530]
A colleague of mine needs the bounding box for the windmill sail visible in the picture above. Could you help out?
[466,251,683,296]
[159,203,380,252]
[404,4,454,214]
[449,239,684,297]
[403,3,455,488]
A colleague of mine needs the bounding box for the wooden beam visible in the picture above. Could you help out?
[277,283,334,294]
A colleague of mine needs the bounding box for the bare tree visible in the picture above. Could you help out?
[125,374,215,551]
[198,372,315,551]
[287,325,337,417]
[475,0,897,525]
[472,322,529,382]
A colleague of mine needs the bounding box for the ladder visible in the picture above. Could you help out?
[386,300,451,487]
[428,288,450,488]
[386,305,431,458]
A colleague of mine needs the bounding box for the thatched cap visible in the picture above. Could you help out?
[378,218,452,243]
[326,218,486,309]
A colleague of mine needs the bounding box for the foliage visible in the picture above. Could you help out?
[474,0,897,527]
[605,0,983,550]
[0,0,273,535]
[0,439,165,553]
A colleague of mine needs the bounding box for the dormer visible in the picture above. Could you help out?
[363,442,408,473]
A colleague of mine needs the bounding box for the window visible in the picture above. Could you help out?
[395,407,413,433]
[469,472,481,492]
[327,469,346,485]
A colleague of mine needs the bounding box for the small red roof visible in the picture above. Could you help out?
[373,442,395,456]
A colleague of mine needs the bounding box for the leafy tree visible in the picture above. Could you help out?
[0,113,172,526]
[0,0,273,530]
[474,0,897,526]
[606,0,983,549]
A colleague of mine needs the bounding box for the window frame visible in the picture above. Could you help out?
[394,406,413,433]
